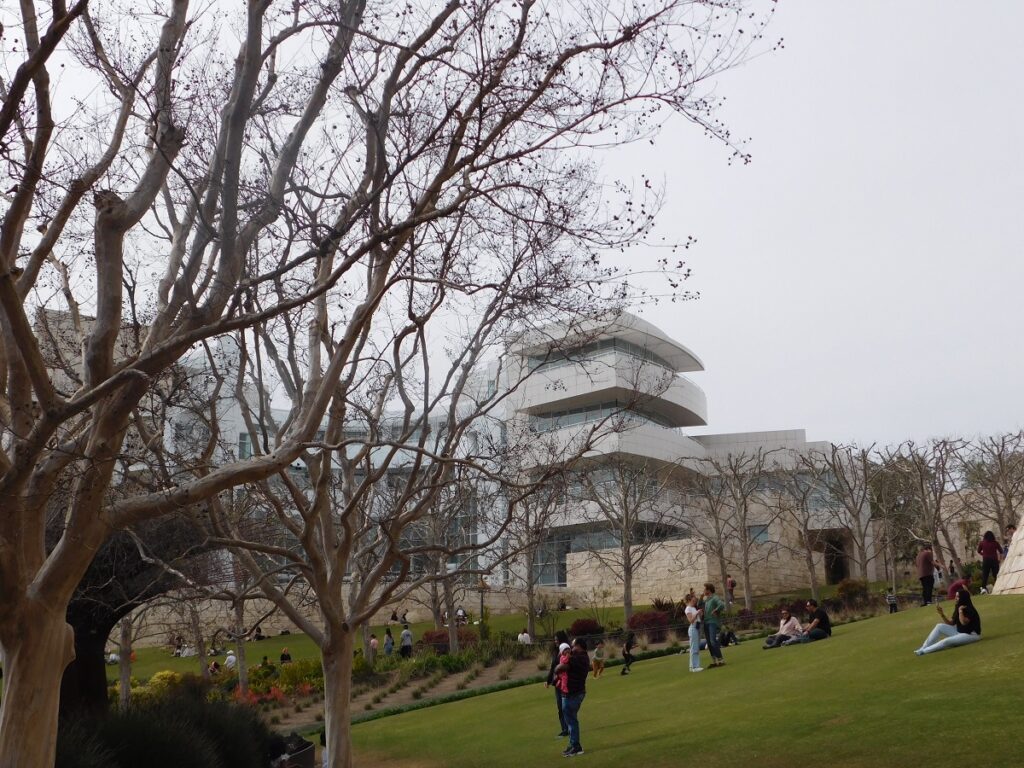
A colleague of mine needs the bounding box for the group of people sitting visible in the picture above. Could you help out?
[758,588,983,657]
[762,600,833,648]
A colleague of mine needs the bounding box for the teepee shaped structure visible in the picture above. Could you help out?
[992,521,1024,594]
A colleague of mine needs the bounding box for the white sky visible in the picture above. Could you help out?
[609,0,1024,446]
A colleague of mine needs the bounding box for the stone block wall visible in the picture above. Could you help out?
[565,539,709,606]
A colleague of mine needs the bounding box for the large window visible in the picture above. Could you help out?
[748,524,771,545]
[528,337,675,373]
[534,533,571,586]
[530,400,674,433]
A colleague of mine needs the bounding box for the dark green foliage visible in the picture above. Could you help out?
[836,579,870,606]
[55,721,117,768]
[56,692,274,768]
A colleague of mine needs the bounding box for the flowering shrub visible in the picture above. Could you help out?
[276,658,324,694]
[421,627,479,654]
[627,611,670,643]
[568,618,604,638]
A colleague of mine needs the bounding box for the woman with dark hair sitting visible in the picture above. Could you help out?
[914,588,982,655]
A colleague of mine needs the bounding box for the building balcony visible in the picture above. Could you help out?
[515,419,707,470]
[513,351,707,428]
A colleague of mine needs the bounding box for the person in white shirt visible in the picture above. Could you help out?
[762,609,803,649]
[517,629,532,644]
[684,594,704,672]
[225,651,237,670]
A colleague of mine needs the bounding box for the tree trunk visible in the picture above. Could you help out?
[189,604,210,681]
[741,562,754,611]
[234,602,249,696]
[322,633,355,768]
[803,529,821,602]
[443,579,459,653]
[854,536,870,581]
[524,556,537,639]
[118,619,133,711]
[360,623,373,668]
[0,606,75,768]
[621,545,634,624]
[58,617,114,718]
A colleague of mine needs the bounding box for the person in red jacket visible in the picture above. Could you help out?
[977,531,1003,591]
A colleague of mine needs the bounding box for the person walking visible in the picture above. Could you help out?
[702,583,726,668]
[977,531,1003,592]
[620,632,637,675]
[399,624,414,658]
[555,637,591,757]
[591,640,605,678]
[725,574,737,605]
[684,593,704,671]
[916,544,936,605]
[545,631,570,738]
[383,627,394,656]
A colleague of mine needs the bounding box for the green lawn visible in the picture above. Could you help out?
[117,605,624,683]
[351,595,1024,768]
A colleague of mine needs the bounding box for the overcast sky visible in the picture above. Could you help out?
[608,1,1024,446]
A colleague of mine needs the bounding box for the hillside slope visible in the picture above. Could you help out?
[353,595,1024,768]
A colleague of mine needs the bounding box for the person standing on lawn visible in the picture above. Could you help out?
[399,624,414,658]
[702,583,726,668]
[555,637,591,757]
[916,544,937,605]
[725,574,737,605]
[591,640,606,678]
[977,531,1003,592]
[684,593,704,671]
[545,630,570,738]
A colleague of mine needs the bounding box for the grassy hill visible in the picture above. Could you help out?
[351,595,1024,768]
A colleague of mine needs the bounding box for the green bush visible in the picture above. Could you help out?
[55,721,116,768]
[57,693,277,768]
[836,579,870,606]
[277,657,324,693]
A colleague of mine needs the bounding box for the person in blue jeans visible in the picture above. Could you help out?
[555,637,591,757]
[702,582,726,667]
[915,588,982,655]
[684,593,704,672]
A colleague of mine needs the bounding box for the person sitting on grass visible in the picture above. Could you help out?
[785,599,831,644]
[279,647,292,664]
[915,588,981,656]
[763,608,802,649]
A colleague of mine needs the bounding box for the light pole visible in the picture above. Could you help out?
[476,578,489,625]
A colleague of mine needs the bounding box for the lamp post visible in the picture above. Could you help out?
[476,578,489,624]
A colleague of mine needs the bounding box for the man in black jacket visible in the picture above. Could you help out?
[555,637,591,757]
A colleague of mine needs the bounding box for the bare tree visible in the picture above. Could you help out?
[681,450,775,610]
[0,0,773,763]
[771,452,837,601]
[815,443,882,581]
[954,432,1024,536]
[883,439,966,574]
[574,459,682,623]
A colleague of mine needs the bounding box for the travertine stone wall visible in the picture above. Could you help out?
[993,517,1024,594]
[565,540,709,605]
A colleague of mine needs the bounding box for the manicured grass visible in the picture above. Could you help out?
[117,605,633,683]
[351,595,1024,768]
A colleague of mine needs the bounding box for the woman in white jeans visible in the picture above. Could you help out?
[915,588,982,655]
[684,594,704,672]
